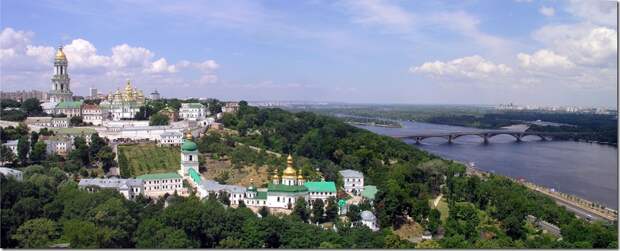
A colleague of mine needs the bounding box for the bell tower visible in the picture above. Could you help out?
[179,131,199,177]
[48,46,73,102]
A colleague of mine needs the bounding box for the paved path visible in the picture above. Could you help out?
[433,194,443,207]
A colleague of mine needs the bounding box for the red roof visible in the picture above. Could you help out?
[82,104,100,110]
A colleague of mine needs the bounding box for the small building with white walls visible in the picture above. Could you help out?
[79,178,144,200]
[360,210,379,231]
[160,131,183,146]
[339,169,364,195]
[0,167,23,181]
[137,172,184,198]
[179,103,207,121]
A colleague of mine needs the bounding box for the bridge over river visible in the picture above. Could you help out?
[393,130,579,144]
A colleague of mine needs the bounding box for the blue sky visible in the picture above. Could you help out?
[1,0,617,107]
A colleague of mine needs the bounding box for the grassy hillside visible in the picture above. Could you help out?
[118,144,180,177]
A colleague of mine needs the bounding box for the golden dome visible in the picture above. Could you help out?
[282,154,297,177]
[297,169,304,180]
[55,47,66,60]
[272,169,279,179]
[184,131,193,140]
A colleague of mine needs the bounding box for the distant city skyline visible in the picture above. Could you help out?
[1,0,617,107]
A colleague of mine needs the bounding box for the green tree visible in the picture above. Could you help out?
[61,219,97,248]
[70,136,89,166]
[311,199,325,224]
[87,198,136,247]
[29,131,39,151]
[134,219,196,248]
[30,141,47,162]
[347,204,361,222]
[21,98,42,116]
[89,133,106,158]
[70,116,83,126]
[218,191,231,206]
[325,197,339,222]
[0,145,16,165]
[259,206,270,218]
[12,218,59,248]
[95,146,116,173]
[292,197,310,223]
[149,113,170,126]
[17,136,29,166]
[428,208,441,234]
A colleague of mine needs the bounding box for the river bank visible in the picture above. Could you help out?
[356,120,618,210]
[460,161,617,222]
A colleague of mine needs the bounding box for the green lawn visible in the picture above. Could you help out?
[118,144,180,177]
[429,196,449,223]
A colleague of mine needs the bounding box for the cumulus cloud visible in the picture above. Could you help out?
[533,24,617,66]
[0,27,219,93]
[565,0,616,26]
[517,50,574,69]
[539,6,555,16]
[411,55,512,80]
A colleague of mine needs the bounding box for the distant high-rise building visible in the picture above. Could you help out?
[0,90,47,102]
[48,46,73,102]
[150,90,161,100]
[89,87,98,98]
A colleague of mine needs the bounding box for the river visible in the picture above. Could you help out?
[356,121,618,209]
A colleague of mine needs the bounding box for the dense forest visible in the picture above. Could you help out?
[1,102,617,248]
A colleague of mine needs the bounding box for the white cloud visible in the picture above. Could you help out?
[534,23,617,66]
[539,6,555,16]
[0,27,219,93]
[342,0,414,31]
[145,58,177,73]
[517,50,574,69]
[411,55,512,80]
[566,0,616,26]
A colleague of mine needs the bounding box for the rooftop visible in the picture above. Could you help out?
[3,140,18,146]
[361,210,376,221]
[201,179,246,193]
[56,101,83,109]
[52,127,97,135]
[189,168,202,184]
[304,181,336,193]
[79,177,143,189]
[136,172,182,180]
[268,183,308,193]
[182,103,205,109]
[25,117,53,123]
[361,185,378,200]
[339,169,363,178]
[161,131,183,137]
[0,167,22,175]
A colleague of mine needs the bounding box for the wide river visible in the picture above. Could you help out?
[356,121,618,209]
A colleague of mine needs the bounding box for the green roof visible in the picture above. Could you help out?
[136,172,182,180]
[181,139,197,151]
[56,101,83,109]
[338,199,346,208]
[189,168,201,184]
[52,127,97,135]
[304,181,336,193]
[361,185,378,200]
[267,183,308,193]
[184,103,204,108]
[256,191,267,200]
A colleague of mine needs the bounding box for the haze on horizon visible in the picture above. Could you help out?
[1,0,617,108]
